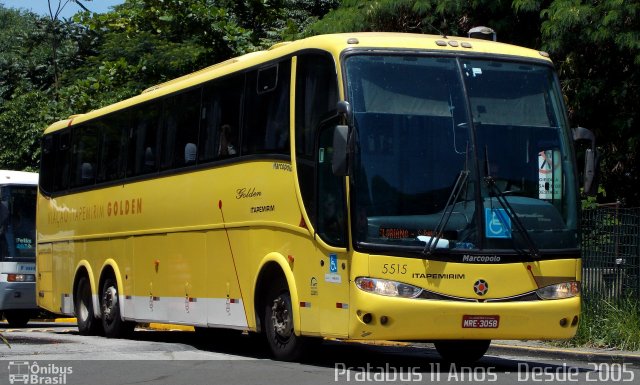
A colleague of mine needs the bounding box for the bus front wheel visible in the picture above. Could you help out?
[101,277,135,338]
[75,276,101,335]
[264,285,304,361]
[434,340,491,363]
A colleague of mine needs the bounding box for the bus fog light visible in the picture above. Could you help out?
[355,277,423,298]
[536,281,580,299]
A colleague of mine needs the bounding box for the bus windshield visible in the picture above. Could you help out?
[345,54,578,255]
[0,185,37,260]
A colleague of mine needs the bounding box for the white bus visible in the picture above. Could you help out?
[0,170,38,327]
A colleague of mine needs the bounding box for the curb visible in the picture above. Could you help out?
[144,323,195,332]
[47,318,195,331]
[489,342,640,364]
[54,318,77,323]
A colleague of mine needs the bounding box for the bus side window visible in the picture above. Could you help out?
[98,115,128,183]
[71,124,100,187]
[161,88,202,169]
[40,135,55,194]
[128,102,161,177]
[0,187,8,257]
[243,59,291,155]
[53,130,71,192]
[199,74,243,163]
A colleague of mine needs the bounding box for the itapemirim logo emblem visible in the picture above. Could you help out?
[473,279,489,296]
[7,361,73,384]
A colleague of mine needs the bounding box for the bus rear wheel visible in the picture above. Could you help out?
[264,285,304,361]
[75,276,101,335]
[4,310,30,328]
[101,277,135,338]
[434,340,491,363]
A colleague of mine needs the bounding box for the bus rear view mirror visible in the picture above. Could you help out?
[332,125,349,176]
[583,148,597,196]
[572,126,598,196]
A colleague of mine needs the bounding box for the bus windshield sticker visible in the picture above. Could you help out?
[484,208,512,239]
[538,150,562,200]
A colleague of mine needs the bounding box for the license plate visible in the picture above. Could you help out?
[462,315,500,328]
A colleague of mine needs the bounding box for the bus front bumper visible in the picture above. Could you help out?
[0,282,38,310]
[348,290,580,341]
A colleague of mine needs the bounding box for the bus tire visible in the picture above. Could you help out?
[264,284,304,361]
[434,339,491,363]
[75,276,101,335]
[4,310,30,328]
[101,277,135,338]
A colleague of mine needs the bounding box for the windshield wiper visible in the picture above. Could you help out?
[484,149,540,259]
[422,169,469,256]
[422,141,473,255]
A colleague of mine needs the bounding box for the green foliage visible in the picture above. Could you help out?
[0,0,330,172]
[536,0,640,206]
[307,0,543,48]
[556,296,640,351]
[0,86,52,171]
[0,7,51,100]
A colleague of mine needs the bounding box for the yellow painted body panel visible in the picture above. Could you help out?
[349,253,579,340]
[367,256,577,299]
[37,160,352,335]
[349,289,580,341]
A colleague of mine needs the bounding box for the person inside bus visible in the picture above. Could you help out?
[218,124,237,157]
[320,193,344,242]
[184,142,197,165]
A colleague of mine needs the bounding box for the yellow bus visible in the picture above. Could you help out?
[37,32,596,362]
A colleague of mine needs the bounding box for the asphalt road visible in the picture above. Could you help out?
[0,322,638,385]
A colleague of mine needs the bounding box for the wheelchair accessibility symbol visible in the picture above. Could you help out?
[485,208,512,239]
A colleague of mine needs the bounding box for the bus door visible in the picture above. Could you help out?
[315,125,350,337]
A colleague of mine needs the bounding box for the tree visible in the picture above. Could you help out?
[306,0,543,48]
[0,5,92,171]
[1,0,339,172]
[515,0,640,205]
[45,1,93,94]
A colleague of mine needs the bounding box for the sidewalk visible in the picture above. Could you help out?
[490,340,640,364]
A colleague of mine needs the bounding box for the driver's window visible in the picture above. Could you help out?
[317,127,346,247]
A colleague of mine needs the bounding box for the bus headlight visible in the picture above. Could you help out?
[7,274,36,282]
[355,277,423,298]
[536,281,580,299]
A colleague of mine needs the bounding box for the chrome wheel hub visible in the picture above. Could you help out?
[102,286,118,321]
[270,297,291,338]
